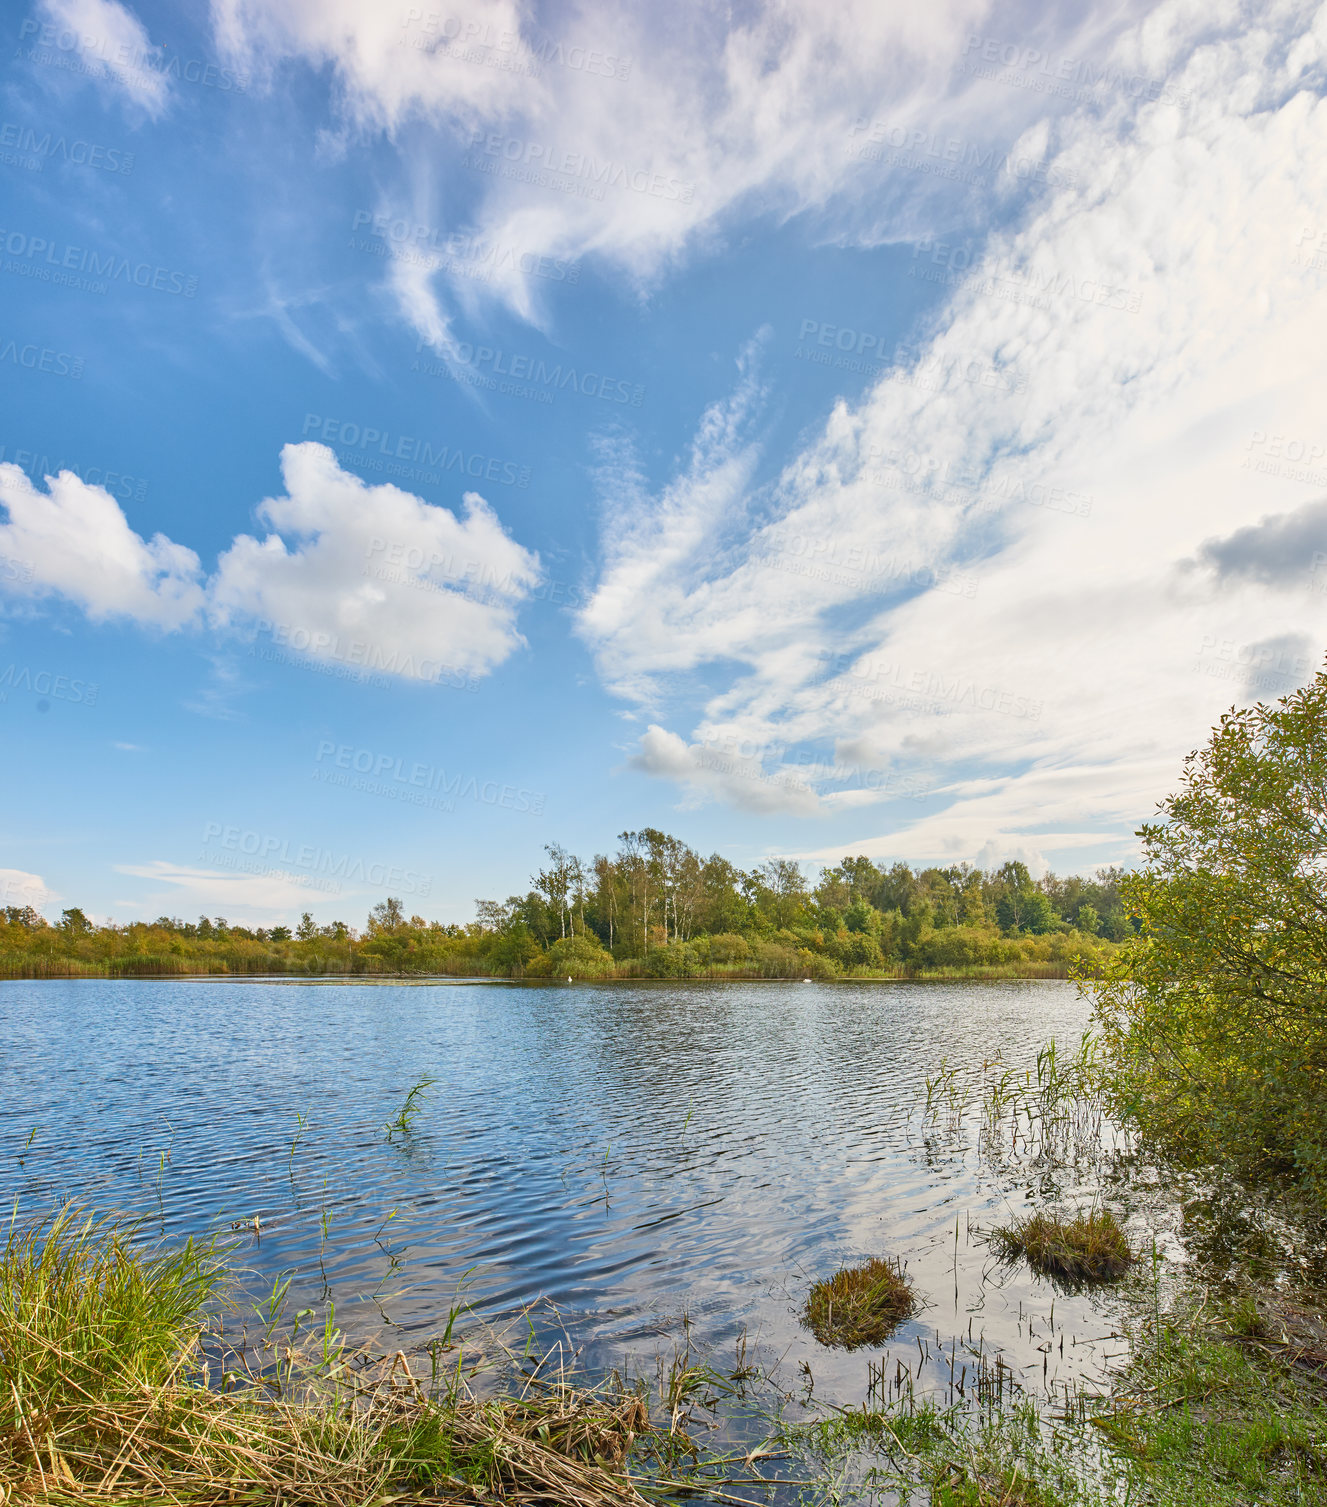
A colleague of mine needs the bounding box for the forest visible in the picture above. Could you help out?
[0,835,1129,979]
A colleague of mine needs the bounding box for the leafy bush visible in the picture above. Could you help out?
[526,934,618,978]
[1093,668,1327,1204]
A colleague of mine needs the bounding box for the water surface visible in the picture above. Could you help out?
[0,977,1142,1407]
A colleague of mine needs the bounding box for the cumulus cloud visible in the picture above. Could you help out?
[628,724,823,816]
[0,465,204,628]
[0,447,540,685]
[1193,497,1327,585]
[38,0,172,116]
[210,443,540,680]
[0,868,59,913]
[576,0,1327,867]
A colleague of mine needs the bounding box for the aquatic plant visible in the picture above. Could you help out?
[989,1208,1133,1282]
[802,1256,915,1348]
[384,1074,437,1139]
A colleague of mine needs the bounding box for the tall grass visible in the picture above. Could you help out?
[0,1206,659,1504]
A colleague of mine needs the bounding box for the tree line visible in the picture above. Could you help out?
[0,840,1128,979]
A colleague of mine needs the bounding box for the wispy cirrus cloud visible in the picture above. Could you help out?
[574,0,1327,865]
[37,0,174,116]
[205,0,1156,341]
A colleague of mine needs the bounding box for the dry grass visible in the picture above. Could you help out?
[802,1257,915,1349]
[0,1206,658,1505]
[989,1208,1133,1283]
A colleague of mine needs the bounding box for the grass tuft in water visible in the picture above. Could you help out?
[802,1256,914,1348]
[990,1208,1133,1283]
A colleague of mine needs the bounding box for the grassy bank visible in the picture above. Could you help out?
[20,1206,1318,1506]
[0,1208,662,1505]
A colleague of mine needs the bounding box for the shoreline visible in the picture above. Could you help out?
[0,962,1089,983]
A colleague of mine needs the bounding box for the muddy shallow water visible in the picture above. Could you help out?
[0,977,1154,1409]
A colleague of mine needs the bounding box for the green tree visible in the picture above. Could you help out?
[1093,669,1327,1202]
[843,897,877,934]
[367,897,405,935]
[296,911,317,940]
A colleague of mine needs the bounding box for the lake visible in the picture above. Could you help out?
[0,977,1146,1410]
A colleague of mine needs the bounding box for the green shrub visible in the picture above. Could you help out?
[527,934,618,978]
[1092,668,1327,1205]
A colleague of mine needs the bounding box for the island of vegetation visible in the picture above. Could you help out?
[0,846,1129,980]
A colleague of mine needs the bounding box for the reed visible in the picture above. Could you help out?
[0,1206,659,1505]
[385,1074,438,1139]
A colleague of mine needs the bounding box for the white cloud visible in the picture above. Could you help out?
[628,723,823,816]
[210,442,540,680]
[210,0,529,129]
[575,0,1327,870]
[39,0,172,116]
[208,0,1145,339]
[0,868,59,913]
[0,446,540,686]
[115,861,339,924]
[0,465,204,628]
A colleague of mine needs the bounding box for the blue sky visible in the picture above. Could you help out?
[2,0,1326,926]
